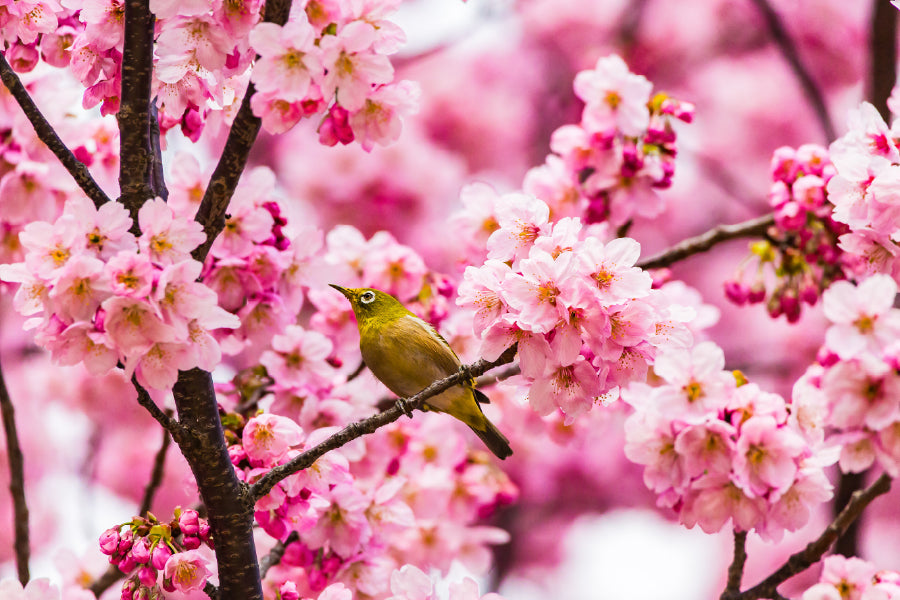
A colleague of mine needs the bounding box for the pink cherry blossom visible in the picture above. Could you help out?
[249,16,322,101]
[823,275,900,359]
[485,193,550,265]
[137,197,206,264]
[259,324,336,389]
[732,415,807,497]
[164,549,212,592]
[243,413,304,466]
[319,21,393,111]
[573,54,652,137]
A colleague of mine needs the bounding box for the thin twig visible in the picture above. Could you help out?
[259,531,299,579]
[636,214,774,270]
[250,346,519,501]
[0,54,110,208]
[0,356,29,584]
[475,364,521,389]
[192,0,292,263]
[117,0,157,231]
[346,362,367,382]
[749,0,837,143]
[723,530,748,598]
[868,0,898,122]
[132,376,180,438]
[139,420,172,516]
[723,473,892,600]
[88,565,123,597]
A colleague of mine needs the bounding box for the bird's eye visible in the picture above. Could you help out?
[360,291,376,304]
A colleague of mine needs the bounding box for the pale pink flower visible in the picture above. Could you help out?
[572,236,651,306]
[387,565,433,600]
[48,254,110,322]
[38,321,117,374]
[820,555,878,600]
[822,356,900,430]
[0,577,60,600]
[680,474,766,534]
[457,260,512,335]
[823,275,900,359]
[304,483,373,557]
[126,340,194,389]
[156,15,233,72]
[502,249,575,333]
[20,217,84,279]
[449,182,503,259]
[243,413,304,465]
[63,195,135,259]
[349,80,420,152]
[319,21,393,111]
[478,315,551,378]
[318,583,354,600]
[362,241,427,300]
[0,262,49,315]
[260,324,336,389]
[652,341,734,419]
[249,16,323,101]
[105,251,154,298]
[622,402,686,496]
[836,431,877,474]
[164,549,212,592]
[149,0,209,19]
[733,415,806,497]
[101,296,177,355]
[485,193,550,265]
[673,418,736,480]
[573,54,652,137]
[138,197,206,264]
[528,354,601,418]
[0,161,58,224]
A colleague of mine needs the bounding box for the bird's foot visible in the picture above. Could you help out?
[395,397,414,418]
[457,364,473,382]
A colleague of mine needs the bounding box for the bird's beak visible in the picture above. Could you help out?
[329,284,351,299]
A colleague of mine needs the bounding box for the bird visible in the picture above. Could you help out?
[330,284,512,460]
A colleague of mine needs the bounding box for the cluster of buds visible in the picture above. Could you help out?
[523,54,693,227]
[724,144,847,322]
[98,508,213,598]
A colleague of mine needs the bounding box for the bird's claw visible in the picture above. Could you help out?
[457,364,473,382]
[395,397,414,418]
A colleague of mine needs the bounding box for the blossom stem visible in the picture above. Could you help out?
[259,531,299,579]
[132,376,180,437]
[192,0,293,263]
[250,345,519,502]
[118,0,158,232]
[636,214,774,270]
[0,356,30,585]
[749,0,837,143]
[722,473,892,600]
[139,418,173,516]
[0,54,111,208]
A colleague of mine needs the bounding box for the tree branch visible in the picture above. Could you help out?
[868,0,898,128]
[259,531,299,579]
[139,420,172,516]
[749,0,837,143]
[0,356,30,585]
[191,0,292,263]
[0,54,111,208]
[636,214,774,270]
[132,376,181,439]
[172,368,261,600]
[250,346,519,502]
[723,530,747,599]
[723,473,892,600]
[117,0,157,231]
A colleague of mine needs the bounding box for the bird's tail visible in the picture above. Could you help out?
[469,418,513,460]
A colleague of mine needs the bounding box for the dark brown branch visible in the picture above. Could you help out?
[88,565,123,597]
[868,0,898,121]
[749,0,837,143]
[139,420,172,516]
[148,98,169,201]
[132,376,180,438]
[0,54,110,208]
[723,473,892,600]
[833,470,867,557]
[118,0,157,231]
[172,368,261,600]
[250,346,519,501]
[192,0,292,263]
[259,531,299,579]
[723,530,748,598]
[636,214,774,270]
[0,356,29,584]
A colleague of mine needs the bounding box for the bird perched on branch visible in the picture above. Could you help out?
[330,285,512,459]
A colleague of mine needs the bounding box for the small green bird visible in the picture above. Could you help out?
[330,285,512,460]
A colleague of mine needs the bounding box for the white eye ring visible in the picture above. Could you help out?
[360,291,376,304]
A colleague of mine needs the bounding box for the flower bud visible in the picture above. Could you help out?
[99,527,121,555]
[151,544,173,571]
[178,509,200,536]
[138,566,157,587]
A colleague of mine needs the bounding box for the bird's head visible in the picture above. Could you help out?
[329,285,408,327]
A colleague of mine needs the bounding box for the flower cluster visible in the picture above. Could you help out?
[249,4,419,148]
[622,341,833,541]
[198,165,322,360]
[801,555,900,600]
[826,102,900,282]
[384,564,505,600]
[522,54,693,227]
[791,274,900,476]
[0,196,239,389]
[3,0,416,147]
[220,409,516,598]
[98,508,213,598]
[725,144,848,322]
[456,188,695,420]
